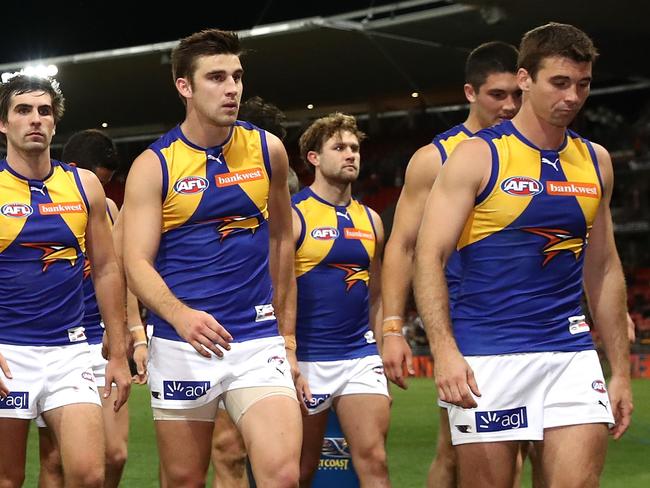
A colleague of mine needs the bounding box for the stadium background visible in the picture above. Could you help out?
[1,1,648,486]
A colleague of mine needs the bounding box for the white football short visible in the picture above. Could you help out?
[298,354,389,415]
[445,350,615,445]
[147,335,295,412]
[0,342,100,421]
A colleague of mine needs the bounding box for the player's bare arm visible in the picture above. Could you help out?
[413,138,490,408]
[583,143,634,439]
[267,134,307,401]
[381,143,442,389]
[113,209,148,384]
[79,168,131,410]
[368,208,385,350]
[123,150,232,358]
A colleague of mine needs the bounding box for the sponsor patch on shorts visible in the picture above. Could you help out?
[304,393,331,410]
[163,380,211,400]
[475,406,528,432]
[591,380,606,393]
[0,391,29,409]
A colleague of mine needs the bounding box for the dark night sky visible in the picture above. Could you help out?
[1,0,405,64]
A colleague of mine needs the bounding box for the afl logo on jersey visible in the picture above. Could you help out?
[311,227,339,240]
[501,176,543,196]
[174,176,209,194]
[1,203,33,218]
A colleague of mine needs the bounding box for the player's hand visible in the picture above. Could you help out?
[171,306,233,358]
[285,349,312,415]
[132,343,149,384]
[381,334,415,390]
[433,348,481,408]
[104,355,132,412]
[608,374,633,440]
[0,351,12,398]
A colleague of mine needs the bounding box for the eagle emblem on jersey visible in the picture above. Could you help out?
[83,256,92,279]
[329,263,369,291]
[522,227,585,266]
[198,215,261,241]
[21,242,79,271]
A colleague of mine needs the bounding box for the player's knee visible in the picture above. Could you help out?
[65,464,104,488]
[265,463,299,488]
[213,428,247,466]
[164,465,207,488]
[352,444,388,475]
[39,446,63,475]
[0,469,25,488]
[105,442,128,472]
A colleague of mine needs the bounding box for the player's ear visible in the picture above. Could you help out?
[518,68,531,92]
[306,150,320,169]
[464,83,477,103]
[175,77,192,99]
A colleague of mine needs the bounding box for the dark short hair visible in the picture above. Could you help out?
[465,41,518,91]
[518,22,598,80]
[299,113,366,167]
[0,74,65,124]
[62,129,119,171]
[239,96,287,140]
[172,29,242,83]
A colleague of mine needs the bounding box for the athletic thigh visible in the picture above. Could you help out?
[538,423,608,488]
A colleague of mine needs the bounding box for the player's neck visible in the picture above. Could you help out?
[511,103,567,150]
[180,116,231,148]
[5,147,52,180]
[462,113,483,134]
[310,177,352,207]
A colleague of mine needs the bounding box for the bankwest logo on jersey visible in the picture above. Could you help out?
[215,168,264,187]
[1,203,33,218]
[475,406,528,432]
[546,181,599,198]
[163,380,211,400]
[174,176,209,194]
[344,228,373,240]
[501,176,543,196]
[311,227,339,240]
[39,202,84,214]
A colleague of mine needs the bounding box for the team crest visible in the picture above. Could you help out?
[522,227,585,266]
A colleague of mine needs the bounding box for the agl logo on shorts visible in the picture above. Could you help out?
[1,203,33,218]
[174,176,209,194]
[475,406,528,432]
[163,380,211,400]
[0,391,29,409]
[501,176,543,196]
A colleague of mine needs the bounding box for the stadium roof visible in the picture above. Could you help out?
[2,0,649,142]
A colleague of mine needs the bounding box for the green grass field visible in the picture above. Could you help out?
[23,378,650,487]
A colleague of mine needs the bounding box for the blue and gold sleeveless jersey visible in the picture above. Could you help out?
[453,120,602,355]
[148,122,278,343]
[0,159,89,346]
[81,206,115,345]
[292,188,378,361]
[432,124,472,305]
